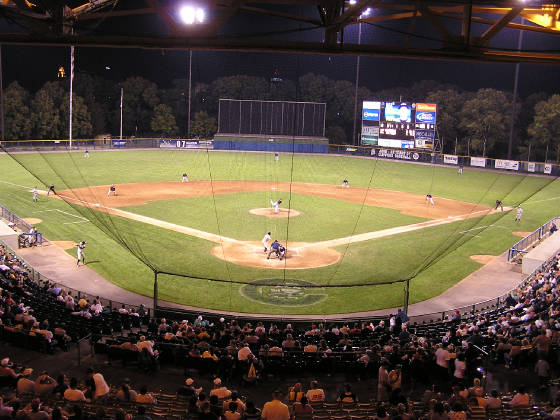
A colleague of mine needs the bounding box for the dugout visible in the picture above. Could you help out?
[215,98,328,153]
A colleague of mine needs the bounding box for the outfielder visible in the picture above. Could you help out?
[76,241,86,266]
[495,200,504,212]
[270,199,282,214]
[425,194,435,206]
[274,153,279,162]
[181,172,189,183]
[84,150,89,158]
[515,207,523,222]
[32,187,38,202]
[107,185,117,196]
[261,232,271,253]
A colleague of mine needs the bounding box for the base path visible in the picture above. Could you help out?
[57,180,489,219]
[52,181,497,270]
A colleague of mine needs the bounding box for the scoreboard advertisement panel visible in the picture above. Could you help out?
[361,101,437,149]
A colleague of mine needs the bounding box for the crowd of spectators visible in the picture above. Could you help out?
[1,244,560,419]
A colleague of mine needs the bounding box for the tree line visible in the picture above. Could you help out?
[3,72,560,161]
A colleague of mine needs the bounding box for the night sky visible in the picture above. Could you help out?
[1,4,559,97]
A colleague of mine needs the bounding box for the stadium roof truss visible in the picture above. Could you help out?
[0,0,559,63]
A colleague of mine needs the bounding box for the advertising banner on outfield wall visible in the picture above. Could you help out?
[495,159,520,170]
[160,140,213,149]
[470,157,486,168]
[528,162,536,173]
[371,148,420,161]
[444,155,458,165]
[545,164,553,174]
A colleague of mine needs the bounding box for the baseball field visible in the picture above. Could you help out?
[0,148,558,315]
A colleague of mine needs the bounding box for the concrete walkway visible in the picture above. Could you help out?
[0,219,525,320]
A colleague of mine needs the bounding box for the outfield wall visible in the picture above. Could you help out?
[1,138,558,176]
[330,144,560,177]
[213,134,329,153]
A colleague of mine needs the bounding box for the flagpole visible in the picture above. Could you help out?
[69,45,74,148]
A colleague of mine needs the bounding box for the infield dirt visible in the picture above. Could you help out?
[55,181,497,270]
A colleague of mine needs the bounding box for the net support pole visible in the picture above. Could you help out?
[404,279,410,315]
[0,44,4,142]
[69,45,74,148]
[153,270,158,316]
[352,23,362,146]
[187,50,192,137]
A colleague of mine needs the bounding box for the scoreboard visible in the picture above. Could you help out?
[361,101,437,149]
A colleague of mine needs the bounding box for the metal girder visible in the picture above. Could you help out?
[479,6,523,45]
[0,1,559,64]
[0,32,559,64]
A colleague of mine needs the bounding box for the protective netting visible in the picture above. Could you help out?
[0,51,558,314]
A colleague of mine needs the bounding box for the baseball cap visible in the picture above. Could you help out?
[185,378,194,386]
[213,378,221,385]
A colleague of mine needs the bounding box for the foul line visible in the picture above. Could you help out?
[33,209,89,225]
[525,196,560,205]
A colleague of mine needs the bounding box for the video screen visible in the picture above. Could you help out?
[384,102,413,123]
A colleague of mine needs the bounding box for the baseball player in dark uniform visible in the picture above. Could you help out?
[495,200,503,211]
[47,185,56,196]
[267,240,281,260]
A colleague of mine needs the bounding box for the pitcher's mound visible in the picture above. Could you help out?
[249,208,301,218]
[211,241,340,269]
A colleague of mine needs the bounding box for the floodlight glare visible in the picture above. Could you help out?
[180,5,205,24]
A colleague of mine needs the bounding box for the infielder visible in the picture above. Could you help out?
[277,244,286,261]
[495,200,504,212]
[181,172,189,183]
[270,199,282,214]
[76,241,86,266]
[107,185,117,196]
[342,179,350,188]
[425,194,435,206]
[515,207,523,222]
[32,187,38,202]
[262,232,271,253]
[47,185,56,196]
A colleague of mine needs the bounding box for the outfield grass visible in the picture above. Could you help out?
[0,150,559,314]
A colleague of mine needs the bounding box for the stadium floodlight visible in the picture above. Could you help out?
[179,5,205,24]
[349,0,357,4]
[361,7,372,18]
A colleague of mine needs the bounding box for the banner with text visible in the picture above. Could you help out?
[528,162,536,173]
[444,155,458,165]
[495,159,520,171]
[470,157,486,168]
[545,164,553,174]
[160,139,213,149]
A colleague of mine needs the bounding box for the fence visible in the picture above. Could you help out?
[507,217,560,262]
[0,203,33,232]
[328,144,560,177]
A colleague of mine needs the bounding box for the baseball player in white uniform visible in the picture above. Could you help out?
[342,179,349,188]
[84,150,89,158]
[274,153,279,162]
[262,232,271,253]
[77,241,86,266]
[181,172,189,183]
[32,187,38,202]
[270,199,282,214]
[425,194,435,206]
[515,207,524,222]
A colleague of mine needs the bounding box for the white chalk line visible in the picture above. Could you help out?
[525,196,560,205]
[44,190,510,253]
